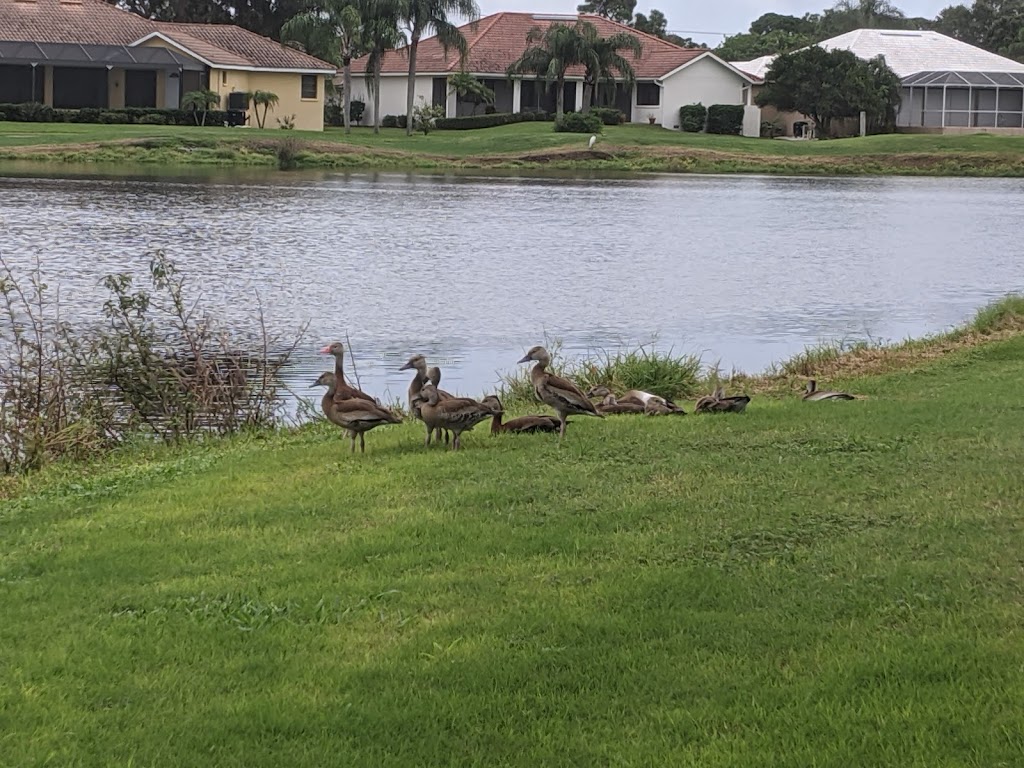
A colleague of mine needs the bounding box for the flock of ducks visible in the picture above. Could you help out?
[311,341,858,453]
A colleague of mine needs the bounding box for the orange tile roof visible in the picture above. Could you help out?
[0,0,334,71]
[358,12,705,79]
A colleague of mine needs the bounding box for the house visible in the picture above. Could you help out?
[733,29,1024,135]
[0,0,336,131]
[348,12,762,135]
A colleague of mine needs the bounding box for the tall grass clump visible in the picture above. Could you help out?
[0,252,307,475]
[276,137,301,170]
[773,337,873,377]
[970,294,1024,334]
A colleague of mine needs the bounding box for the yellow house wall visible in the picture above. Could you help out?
[107,67,125,109]
[240,71,326,131]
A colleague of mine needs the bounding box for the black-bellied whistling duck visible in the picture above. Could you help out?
[596,394,646,415]
[803,380,856,401]
[587,384,685,413]
[695,384,751,413]
[416,383,497,450]
[517,345,602,441]
[319,341,376,403]
[311,372,401,453]
[479,395,561,434]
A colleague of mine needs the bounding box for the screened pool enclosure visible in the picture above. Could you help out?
[899,70,1024,129]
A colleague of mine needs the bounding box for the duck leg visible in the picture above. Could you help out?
[359,432,365,454]
[424,425,432,447]
[558,415,567,442]
[349,431,356,453]
[443,429,450,445]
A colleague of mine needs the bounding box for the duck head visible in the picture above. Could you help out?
[587,385,612,399]
[480,395,503,413]
[517,346,550,366]
[319,341,344,357]
[311,371,336,388]
[419,382,440,406]
[399,354,427,373]
[427,366,442,386]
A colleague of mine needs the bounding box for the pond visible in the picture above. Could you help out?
[2,166,1022,405]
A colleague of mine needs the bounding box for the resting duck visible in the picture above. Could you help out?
[596,394,646,415]
[694,385,751,414]
[480,395,561,434]
[311,372,402,453]
[587,384,685,413]
[417,383,497,450]
[802,379,856,401]
[518,345,602,440]
[319,342,377,403]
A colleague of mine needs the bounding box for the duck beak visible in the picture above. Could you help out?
[398,362,412,371]
[318,345,332,354]
[516,354,531,364]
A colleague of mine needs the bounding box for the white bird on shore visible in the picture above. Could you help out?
[588,134,597,149]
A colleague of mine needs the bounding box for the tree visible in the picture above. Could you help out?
[815,0,912,37]
[282,0,363,134]
[360,0,405,134]
[577,22,642,112]
[576,0,636,23]
[933,0,1024,60]
[749,12,816,36]
[507,22,589,119]
[632,9,668,37]
[106,0,306,40]
[715,30,811,60]
[251,90,280,128]
[402,0,479,136]
[181,88,219,126]
[756,46,901,136]
[448,71,494,114]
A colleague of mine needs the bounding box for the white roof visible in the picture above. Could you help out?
[730,28,1024,82]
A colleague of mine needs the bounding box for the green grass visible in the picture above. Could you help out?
[3,332,1024,766]
[3,121,1024,175]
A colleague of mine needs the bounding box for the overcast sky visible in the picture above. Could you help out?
[473,1,952,45]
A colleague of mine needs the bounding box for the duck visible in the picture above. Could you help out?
[311,372,402,453]
[517,345,602,440]
[417,382,498,450]
[802,379,856,401]
[319,341,377,403]
[596,394,646,415]
[399,355,453,443]
[480,395,562,434]
[694,384,751,414]
[587,384,685,413]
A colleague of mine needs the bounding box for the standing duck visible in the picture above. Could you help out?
[320,341,377,403]
[311,372,402,453]
[480,395,561,434]
[802,379,856,401]
[517,346,602,440]
[695,385,751,414]
[399,354,452,443]
[417,382,497,450]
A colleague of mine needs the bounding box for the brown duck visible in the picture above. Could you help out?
[694,385,751,414]
[518,346,602,441]
[802,379,856,401]
[480,395,561,434]
[417,382,497,450]
[319,342,376,403]
[311,372,401,453]
[596,394,646,415]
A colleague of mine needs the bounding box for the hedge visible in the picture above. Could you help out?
[0,102,236,126]
[434,110,550,130]
[554,111,603,134]
[590,107,625,125]
[678,103,707,132]
[705,104,745,135]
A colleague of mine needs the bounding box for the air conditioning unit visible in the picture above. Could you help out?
[227,92,249,111]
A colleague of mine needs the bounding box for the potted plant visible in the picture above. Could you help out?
[648,114,657,125]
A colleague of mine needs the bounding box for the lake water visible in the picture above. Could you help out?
[1,166,1022,405]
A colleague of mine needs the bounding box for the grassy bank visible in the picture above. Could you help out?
[3,305,1024,765]
[3,121,1024,175]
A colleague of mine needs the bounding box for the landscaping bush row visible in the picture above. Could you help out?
[434,110,553,130]
[677,103,745,135]
[0,102,233,126]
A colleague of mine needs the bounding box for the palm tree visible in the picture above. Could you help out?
[181,89,220,126]
[506,23,588,119]
[360,0,405,134]
[401,0,479,136]
[281,0,363,134]
[577,22,642,113]
[252,90,280,128]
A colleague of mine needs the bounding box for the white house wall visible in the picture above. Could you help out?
[347,74,434,123]
[657,57,748,129]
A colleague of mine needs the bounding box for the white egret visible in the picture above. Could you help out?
[588,135,597,149]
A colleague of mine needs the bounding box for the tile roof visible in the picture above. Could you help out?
[731,28,1024,82]
[357,12,706,79]
[0,0,334,71]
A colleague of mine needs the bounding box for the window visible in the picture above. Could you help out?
[636,82,660,106]
[301,74,318,99]
[221,70,227,85]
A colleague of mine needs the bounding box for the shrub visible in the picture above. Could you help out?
[138,113,169,125]
[760,118,784,138]
[678,103,707,132]
[484,104,497,114]
[276,137,300,169]
[99,111,134,124]
[590,107,624,125]
[0,103,229,127]
[436,111,532,130]
[706,104,745,135]
[412,101,445,135]
[349,99,365,124]
[381,114,398,128]
[276,114,296,130]
[324,101,343,127]
[553,112,603,134]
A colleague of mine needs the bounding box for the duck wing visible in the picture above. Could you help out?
[541,371,600,416]
[333,381,378,405]
[436,397,498,431]
[331,397,403,427]
[502,415,562,433]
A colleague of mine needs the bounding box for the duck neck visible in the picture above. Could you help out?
[490,411,503,434]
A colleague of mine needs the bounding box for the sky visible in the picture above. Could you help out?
[473,1,953,46]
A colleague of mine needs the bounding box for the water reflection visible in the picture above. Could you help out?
[1,168,1022,403]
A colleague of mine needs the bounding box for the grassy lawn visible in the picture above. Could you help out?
[3,120,1024,158]
[3,333,1024,766]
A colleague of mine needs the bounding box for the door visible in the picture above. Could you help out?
[125,69,157,108]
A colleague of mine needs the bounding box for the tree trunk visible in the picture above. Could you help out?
[373,54,382,135]
[405,33,420,136]
[343,56,352,135]
[582,81,593,114]
[556,76,565,119]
